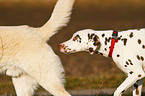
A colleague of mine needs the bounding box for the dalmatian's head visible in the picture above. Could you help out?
[59,29,100,54]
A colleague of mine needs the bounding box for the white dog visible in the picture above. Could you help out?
[0,0,75,96]
[59,29,145,96]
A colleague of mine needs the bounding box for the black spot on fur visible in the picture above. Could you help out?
[118,37,121,40]
[123,38,127,46]
[117,54,120,57]
[73,49,76,52]
[122,90,125,93]
[141,56,144,61]
[138,39,141,44]
[138,74,141,77]
[130,63,133,65]
[77,34,80,38]
[104,48,107,51]
[129,71,133,74]
[105,37,107,41]
[129,32,133,38]
[91,34,95,39]
[142,45,145,49]
[102,33,105,37]
[128,59,133,65]
[124,65,127,67]
[104,37,112,45]
[108,37,112,42]
[88,34,91,40]
[100,53,103,55]
[121,38,128,46]
[105,41,107,45]
[128,59,132,63]
[137,55,144,61]
[126,61,129,65]
[137,55,140,60]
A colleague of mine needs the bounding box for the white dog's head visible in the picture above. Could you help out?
[59,29,100,54]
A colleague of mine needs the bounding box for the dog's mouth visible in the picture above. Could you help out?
[59,48,70,54]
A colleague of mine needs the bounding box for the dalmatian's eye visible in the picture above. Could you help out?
[73,35,80,41]
[73,35,78,41]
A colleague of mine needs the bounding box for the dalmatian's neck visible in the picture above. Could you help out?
[94,30,113,57]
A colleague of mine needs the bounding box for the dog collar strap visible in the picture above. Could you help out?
[108,31,118,57]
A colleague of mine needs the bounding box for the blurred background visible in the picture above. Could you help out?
[0,0,145,95]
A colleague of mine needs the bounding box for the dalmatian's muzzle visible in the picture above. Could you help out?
[59,43,76,54]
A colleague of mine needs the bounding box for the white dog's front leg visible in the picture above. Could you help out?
[114,74,143,96]
[132,78,144,96]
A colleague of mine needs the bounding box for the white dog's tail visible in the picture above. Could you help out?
[40,0,75,41]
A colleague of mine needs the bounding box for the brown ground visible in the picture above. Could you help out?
[0,0,145,93]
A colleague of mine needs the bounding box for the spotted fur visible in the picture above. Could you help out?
[138,39,142,44]
[129,32,133,38]
[59,29,145,96]
[142,45,145,49]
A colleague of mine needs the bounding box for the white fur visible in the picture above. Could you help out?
[0,0,75,96]
[60,29,145,96]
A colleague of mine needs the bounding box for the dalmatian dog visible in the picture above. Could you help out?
[59,29,145,96]
[0,0,75,96]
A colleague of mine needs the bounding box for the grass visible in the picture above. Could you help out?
[0,73,126,94]
[65,73,126,90]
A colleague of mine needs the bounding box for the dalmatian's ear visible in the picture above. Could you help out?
[93,35,100,46]
[88,35,101,55]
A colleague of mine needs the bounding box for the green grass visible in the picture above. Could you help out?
[65,73,126,90]
[0,73,144,96]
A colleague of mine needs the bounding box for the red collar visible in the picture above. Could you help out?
[108,31,118,57]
